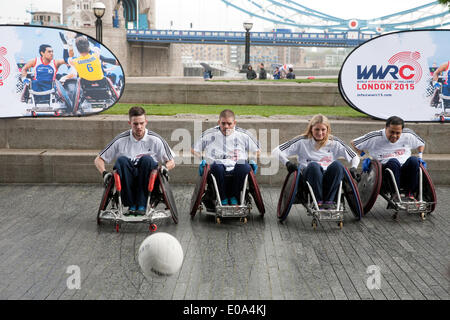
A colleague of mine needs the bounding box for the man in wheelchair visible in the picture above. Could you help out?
[273,114,362,228]
[94,106,175,217]
[351,116,434,218]
[20,44,70,113]
[190,109,264,222]
[66,36,120,113]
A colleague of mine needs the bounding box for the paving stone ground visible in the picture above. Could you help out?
[0,184,448,300]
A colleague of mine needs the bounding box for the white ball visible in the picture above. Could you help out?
[138,232,184,277]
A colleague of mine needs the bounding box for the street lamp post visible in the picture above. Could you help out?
[93,2,106,42]
[241,21,253,73]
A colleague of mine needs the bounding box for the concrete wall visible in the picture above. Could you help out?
[121,81,347,106]
[1,116,449,185]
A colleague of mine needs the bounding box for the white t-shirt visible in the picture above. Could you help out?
[273,135,359,169]
[193,126,260,171]
[99,129,175,165]
[352,128,425,165]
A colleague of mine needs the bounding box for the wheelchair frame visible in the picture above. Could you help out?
[304,180,345,229]
[381,165,436,221]
[277,167,363,230]
[97,167,178,232]
[23,84,67,117]
[190,164,265,224]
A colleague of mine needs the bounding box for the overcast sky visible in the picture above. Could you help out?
[0,0,441,31]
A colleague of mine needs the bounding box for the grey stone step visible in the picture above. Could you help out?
[121,80,347,106]
[1,149,449,185]
[1,115,449,154]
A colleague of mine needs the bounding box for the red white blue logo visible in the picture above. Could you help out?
[0,47,11,81]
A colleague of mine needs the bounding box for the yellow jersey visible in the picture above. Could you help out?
[70,53,103,81]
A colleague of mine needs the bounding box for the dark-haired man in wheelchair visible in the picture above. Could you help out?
[351,116,426,203]
[191,109,260,207]
[94,106,175,215]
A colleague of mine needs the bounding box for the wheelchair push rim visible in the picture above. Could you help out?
[158,168,179,224]
[277,170,300,222]
[342,167,364,220]
[190,163,210,217]
[357,159,382,215]
[248,170,265,216]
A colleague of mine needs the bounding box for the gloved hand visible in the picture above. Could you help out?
[349,167,361,182]
[249,160,258,174]
[286,161,297,173]
[22,78,31,86]
[198,160,206,176]
[59,32,67,45]
[102,171,112,187]
[418,158,427,169]
[160,166,169,180]
[362,158,371,173]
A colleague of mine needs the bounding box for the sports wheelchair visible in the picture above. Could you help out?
[20,79,73,117]
[97,166,178,232]
[429,80,450,122]
[189,163,265,224]
[72,77,120,114]
[277,164,364,230]
[360,159,437,220]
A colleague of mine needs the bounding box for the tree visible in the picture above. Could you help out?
[438,0,450,6]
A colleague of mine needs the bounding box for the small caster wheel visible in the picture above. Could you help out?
[216,217,221,224]
[420,212,426,221]
[338,221,343,229]
[440,115,445,122]
[241,217,247,224]
[312,220,317,230]
[392,212,398,220]
[115,223,120,233]
[149,224,157,232]
[31,111,37,117]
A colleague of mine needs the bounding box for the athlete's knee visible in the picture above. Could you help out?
[138,155,157,169]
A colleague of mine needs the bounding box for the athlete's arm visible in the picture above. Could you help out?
[100,55,118,65]
[54,59,67,69]
[350,140,365,156]
[21,59,35,80]
[94,155,106,174]
[191,148,203,158]
[432,62,448,82]
[165,159,175,170]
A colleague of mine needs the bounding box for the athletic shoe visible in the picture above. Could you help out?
[322,201,336,210]
[221,198,229,206]
[230,197,238,205]
[135,206,146,216]
[125,205,136,216]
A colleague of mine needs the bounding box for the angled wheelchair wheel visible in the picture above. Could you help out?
[106,77,120,101]
[357,159,382,214]
[158,168,178,224]
[97,175,115,224]
[72,78,82,114]
[342,167,364,220]
[190,163,210,217]
[54,79,74,112]
[420,163,437,214]
[277,170,300,222]
[248,170,265,216]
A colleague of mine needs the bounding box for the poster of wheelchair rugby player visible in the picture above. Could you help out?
[0,25,124,118]
[339,29,450,122]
